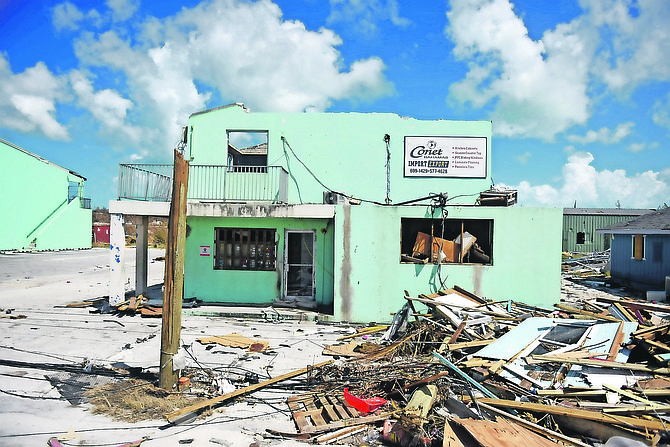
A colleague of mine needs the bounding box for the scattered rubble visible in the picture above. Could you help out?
[49,273,670,446]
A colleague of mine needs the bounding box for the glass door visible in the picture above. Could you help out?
[284,230,316,300]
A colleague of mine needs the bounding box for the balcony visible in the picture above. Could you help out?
[118,164,288,203]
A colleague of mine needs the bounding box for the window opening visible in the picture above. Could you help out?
[68,181,80,202]
[227,131,268,172]
[214,228,276,270]
[284,230,316,299]
[632,234,645,261]
[576,232,585,245]
[653,241,663,263]
[400,218,492,264]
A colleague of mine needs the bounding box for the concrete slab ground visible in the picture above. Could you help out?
[0,248,357,447]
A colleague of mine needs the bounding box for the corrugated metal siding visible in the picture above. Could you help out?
[610,234,670,290]
[562,214,635,252]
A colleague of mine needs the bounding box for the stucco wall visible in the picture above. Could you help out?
[184,215,334,307]
[333,204,562,323]
[0,140,92,251]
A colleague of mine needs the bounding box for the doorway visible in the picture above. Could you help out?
[284,230,316,300]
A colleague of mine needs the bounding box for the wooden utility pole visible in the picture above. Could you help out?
[159,149,189,390]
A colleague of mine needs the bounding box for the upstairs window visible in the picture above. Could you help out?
[227,131,268,172]
[401,218,492,265]
[215,228,276,270]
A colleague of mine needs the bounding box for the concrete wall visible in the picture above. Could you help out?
[333,204,562,323]
[178,105,562,322]
[184,215,335,307]
[187,105,492,205]
[0,140,92,251]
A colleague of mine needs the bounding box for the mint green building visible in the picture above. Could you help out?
[110,104,562,322]
[0,138,92,251]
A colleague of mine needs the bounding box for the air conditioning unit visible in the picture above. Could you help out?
[478,189,518,207]
[323,191,346,205]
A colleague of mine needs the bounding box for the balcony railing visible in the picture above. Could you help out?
[118,164,288,203]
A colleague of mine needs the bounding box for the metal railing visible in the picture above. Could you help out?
[118,164,288,203]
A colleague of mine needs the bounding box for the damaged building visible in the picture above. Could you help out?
[108,103,562,323]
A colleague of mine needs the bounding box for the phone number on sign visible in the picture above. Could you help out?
[408,168,449,174]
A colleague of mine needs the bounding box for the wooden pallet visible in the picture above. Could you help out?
[287,392,394,434]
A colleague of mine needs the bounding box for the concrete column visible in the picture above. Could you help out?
[136,215,149,297]
[109,213,126,306]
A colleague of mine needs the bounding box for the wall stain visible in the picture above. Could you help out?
[339,204,352,321]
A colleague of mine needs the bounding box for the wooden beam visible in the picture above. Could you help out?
[530,354,670,375]
[474,398,667,431]
[159,150,189,390]
[166,360,333,423]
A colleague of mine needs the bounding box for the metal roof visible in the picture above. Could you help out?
[563,208,654,216]
[596,208,670,234]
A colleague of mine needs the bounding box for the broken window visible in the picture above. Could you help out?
[576,232,585,245]
[400,218,492,265]
[227,131,268,172]
[632,234,645,261]
[214,228,276,270]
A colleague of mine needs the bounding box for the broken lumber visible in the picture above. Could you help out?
[165,360,333,423]
[474,398,668,431]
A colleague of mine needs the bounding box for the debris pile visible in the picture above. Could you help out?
[158,284,670,446]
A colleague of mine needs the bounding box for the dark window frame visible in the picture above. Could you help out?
[400,218,493,265]
[214,227,276,271]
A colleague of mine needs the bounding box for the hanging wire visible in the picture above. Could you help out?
[384,134,391,204]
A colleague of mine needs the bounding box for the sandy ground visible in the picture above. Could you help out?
[0,248,351,447]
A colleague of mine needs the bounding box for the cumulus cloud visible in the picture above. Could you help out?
[106,0,139,22]
[567,122,634,144]
[328,0,411,35]
[0,55,69,140]
[66,0,392,157]
[446,0,593,140]
[652,93,670,130]
[503,151,670,208]
[52,2,85,31]
[585,0,670,92]
[445,0,670,140]
[70,70,141,142]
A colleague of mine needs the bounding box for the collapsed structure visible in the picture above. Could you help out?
[109,104,562,323]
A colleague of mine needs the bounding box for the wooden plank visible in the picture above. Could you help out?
[166,360,333,422]
[475,398,667,431]
[554,304,620,322]
[447,339,493,351]
[607,322,625,361]
[476,402,592,447]
[443,420,465,447]
[531,354,670,374]
[404,385,437,428]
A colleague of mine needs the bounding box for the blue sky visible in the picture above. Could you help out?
[1,0,668,209]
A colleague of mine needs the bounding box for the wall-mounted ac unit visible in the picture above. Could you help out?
[323,191,346,204]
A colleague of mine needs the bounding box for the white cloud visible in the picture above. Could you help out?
[516,151,531,164]
[52,2,103,31]
[567,122,634,144]
[446,0,593,140]
[652,93,670,130]
[106,0,139,22]
[327,0,411,35]
[70,0,392,157]
[628,142,646,153]
[69,70,141,142]
[52,2,84,31]
[445,0,670,140]
[503,151,670,208]
[0,55,69,140]
[584,0,670,92]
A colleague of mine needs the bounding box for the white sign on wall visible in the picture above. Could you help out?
[404,136,487,178]
[200,246,211,256]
